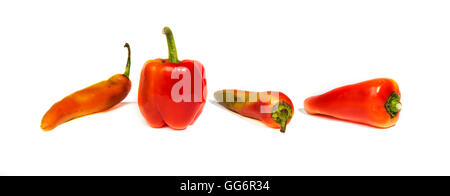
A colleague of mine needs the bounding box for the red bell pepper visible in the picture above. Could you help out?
[304,78,401,128]
[138,27,207,130]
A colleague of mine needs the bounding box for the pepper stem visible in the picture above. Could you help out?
[271,101,293,133]
[123,43,131,78]
[280,118,287,133]
[163,26,179,63]
[385,92,402,118]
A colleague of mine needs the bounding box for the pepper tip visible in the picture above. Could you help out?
[40,123,52,131]
[162,26,172,35]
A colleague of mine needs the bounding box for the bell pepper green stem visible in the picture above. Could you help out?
[123,43,131,78]
[163,26,179,63]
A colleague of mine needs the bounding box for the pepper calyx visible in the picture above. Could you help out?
[385,91,402,118]
[271,101,293,133]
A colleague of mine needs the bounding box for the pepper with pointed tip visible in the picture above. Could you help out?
[40,43,132,131]
[214,90,294,133]
[138,27,207,130]
[304,78,401,128]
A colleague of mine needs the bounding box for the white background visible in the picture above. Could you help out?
[0,0,449,176]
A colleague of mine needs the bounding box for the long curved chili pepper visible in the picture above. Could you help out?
[304,78,401,128]
[40,43,133,131]
[214,90,294,133]
[138,27,207,130]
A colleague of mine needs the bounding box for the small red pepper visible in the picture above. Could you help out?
[138,27,207,130]
[214,90,294,133]
[41,43,132,131]
[304,78,402,128]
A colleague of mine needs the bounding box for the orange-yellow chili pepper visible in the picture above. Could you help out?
[40,43,132,131]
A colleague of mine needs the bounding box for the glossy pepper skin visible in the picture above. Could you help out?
[41,43,132,131]
[138,27,207,130]
[214,90,294,133]
[304,78,401,128]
